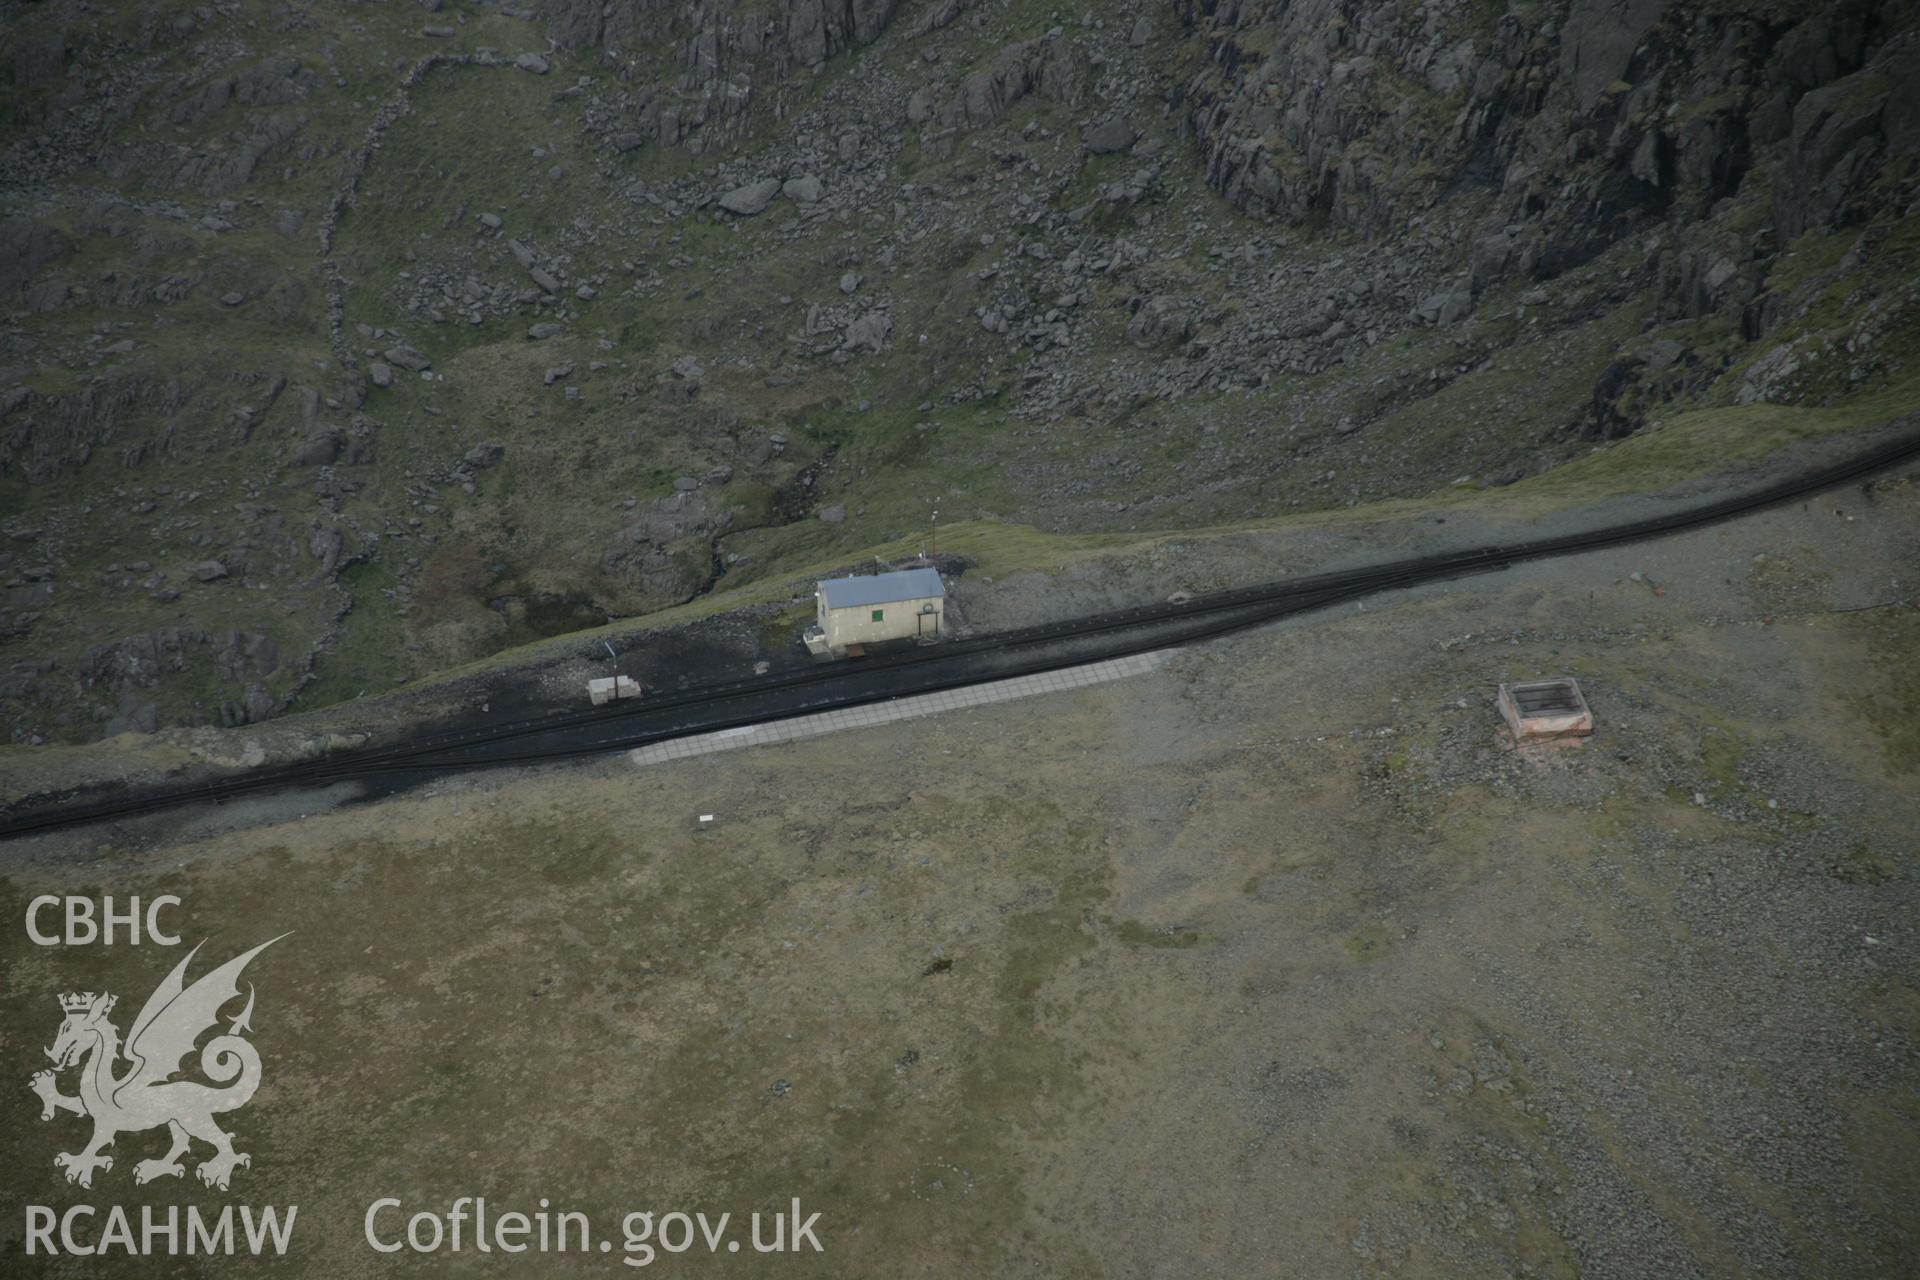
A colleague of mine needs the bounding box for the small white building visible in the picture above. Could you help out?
[805,567,944,655]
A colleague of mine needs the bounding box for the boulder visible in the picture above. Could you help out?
[718,178,781,216]
[1126,296,1193,347]
[217,683,277,727]
[1469,232,1518,294]
[842,311,893,353]
[105,697,160,737]
[26,279,70,311]
[1085,117,1136,155]
[384,345,431,372]
[783,174,824,203]
[1415,288,1473,326]
[515,52,550,74]
[291,429,341,466]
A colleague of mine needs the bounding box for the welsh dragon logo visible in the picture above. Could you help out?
[28,936,287,1190]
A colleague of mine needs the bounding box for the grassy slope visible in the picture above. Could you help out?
[3,0,1917,743]
[395,365,1920,695]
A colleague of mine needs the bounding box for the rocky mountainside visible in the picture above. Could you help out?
[1,0,1915,744]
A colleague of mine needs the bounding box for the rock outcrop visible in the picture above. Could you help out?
[599,490,734,611]
[0,375,194,482]
[1175,0,1917,318]
[934,32,1089,130]
[550,0,904,153]
[0,216,71,295]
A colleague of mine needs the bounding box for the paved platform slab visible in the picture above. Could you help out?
[629,650,1175,767]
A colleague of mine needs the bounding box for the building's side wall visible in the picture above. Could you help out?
[822,596,943,647]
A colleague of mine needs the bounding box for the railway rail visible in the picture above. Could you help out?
[4,429,1917,842]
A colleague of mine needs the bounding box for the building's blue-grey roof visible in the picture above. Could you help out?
[818,567,944,609]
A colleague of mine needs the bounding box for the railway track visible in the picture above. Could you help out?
[4,429,1917,842]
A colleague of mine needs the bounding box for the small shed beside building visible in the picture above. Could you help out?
[805,567,945,655]
[587,675,643,705]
